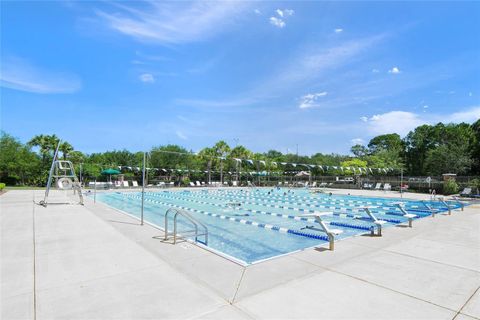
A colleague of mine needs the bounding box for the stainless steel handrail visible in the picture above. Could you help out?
[164,208,208,245]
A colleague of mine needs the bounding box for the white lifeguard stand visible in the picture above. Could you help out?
[38,142,83,207]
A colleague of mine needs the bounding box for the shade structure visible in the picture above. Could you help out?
[101,168,121,175]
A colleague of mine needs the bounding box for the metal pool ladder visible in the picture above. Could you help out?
[163,208,208,245]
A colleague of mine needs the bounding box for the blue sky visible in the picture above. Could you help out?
[1,1,479,155]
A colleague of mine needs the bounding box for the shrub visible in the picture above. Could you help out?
[0,183,5,191]
[443,179,459,195]
[182,177,191,186]
[469,178,480,194]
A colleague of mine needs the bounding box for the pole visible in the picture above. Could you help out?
[79,163,83,185]
[141,152,146,225]
[94,179,96,203]
[220,159,223,185]
[400,168,403,198]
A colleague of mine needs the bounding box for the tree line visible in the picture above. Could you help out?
[1,119,478,186]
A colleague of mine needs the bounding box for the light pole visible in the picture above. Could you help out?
[141,152,146,225]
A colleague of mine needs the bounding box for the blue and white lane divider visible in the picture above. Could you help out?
[149,191,403,224]
[188,190,450,216]
[120,193,330,241]
[177,190,409,213]
[207,189,458,211]
[147,191,403,225]
[143,192,375,231]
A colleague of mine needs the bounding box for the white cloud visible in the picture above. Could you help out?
[0,56,81,94]
[96,1,252,44]
[448,106,480,123]
[299,91,328,109]
[334,28,343,33]
[360,116,368,122]
[372,68,380,73]
[351,138,365,145]
[254,9,261,15]
[270,34,385,89]
[363,107,480,136]
[388,66,401,74]
[269,16,285,28]
[139,73,155,83]
[366,111,424,136]
[269,8,293,27]
[275,9,294,17]
[176,130,188,140]
[423,105,429,108]
[469,92,473,97]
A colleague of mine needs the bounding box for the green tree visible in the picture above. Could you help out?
[340,159,368,175]
[59,141,74,160]
[28,134,60,163]
[368,133,404,154]
[0,132,41,185]
[213,140,231,183]
[350,144,368,158]
[198,147,216,183]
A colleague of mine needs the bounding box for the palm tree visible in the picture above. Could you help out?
[28,134,60,163]
[230,145,253,185]
[198,147,216,184]
[59,142,74,160]
[213,140,231,183]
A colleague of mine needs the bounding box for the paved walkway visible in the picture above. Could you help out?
[1,189,479,319]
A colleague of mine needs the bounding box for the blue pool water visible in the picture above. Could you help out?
[94,188,461,264]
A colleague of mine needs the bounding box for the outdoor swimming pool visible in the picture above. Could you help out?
[95,188,462,264]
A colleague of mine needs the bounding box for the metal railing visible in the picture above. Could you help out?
[163,208,208,245]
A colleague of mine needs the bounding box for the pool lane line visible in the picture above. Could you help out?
[121,193,330,241]
[142,192,377,231]
[147,191,404,224]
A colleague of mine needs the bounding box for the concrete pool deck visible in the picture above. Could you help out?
[1,188,479,319]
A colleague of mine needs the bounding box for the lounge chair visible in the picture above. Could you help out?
[460,187,472,197]
[196,181,201,187]
[311,181,317,188]
[383,183,391,191]
[132,181,139,187]
[189,182,195,187]
[363,183,372,189]
[374,183,382,190]
[319,182,327,188]
[123,181,129,188]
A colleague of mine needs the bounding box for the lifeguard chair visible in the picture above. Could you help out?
[38,142,83,207]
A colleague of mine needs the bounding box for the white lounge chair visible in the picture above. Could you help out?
[460,187,472,197]
[383,183,391,191]
[132,181,139,187]
[123,181,129,187]
[189,182,195,187]
[374,183,382,190]
[311,181,317,188]
[196,181,201,187]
